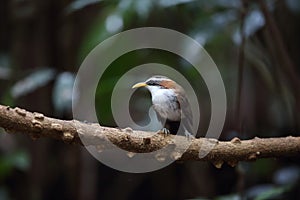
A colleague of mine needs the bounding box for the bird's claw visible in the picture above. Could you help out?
[158,128,170,137]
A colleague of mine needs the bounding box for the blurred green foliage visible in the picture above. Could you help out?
[0,150,30,179]
[0,0,299,199]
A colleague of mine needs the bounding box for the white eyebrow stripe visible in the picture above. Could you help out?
[147,76,171,82]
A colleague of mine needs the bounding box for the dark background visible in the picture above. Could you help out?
[0,0,300,199]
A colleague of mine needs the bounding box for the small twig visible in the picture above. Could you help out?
[235,0,248,133]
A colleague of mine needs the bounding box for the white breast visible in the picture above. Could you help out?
[147,86,181,121]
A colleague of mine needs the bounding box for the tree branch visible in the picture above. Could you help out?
[0,104,299,168]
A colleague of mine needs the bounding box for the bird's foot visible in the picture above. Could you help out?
[158,128,170,137]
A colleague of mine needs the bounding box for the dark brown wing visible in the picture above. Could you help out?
[176,89,194,135]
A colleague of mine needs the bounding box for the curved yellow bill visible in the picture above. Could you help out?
[132,82,147,89]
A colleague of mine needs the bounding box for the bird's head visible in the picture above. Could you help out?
[132,75,182,94]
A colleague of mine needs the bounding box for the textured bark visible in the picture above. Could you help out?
[0,104,299,168]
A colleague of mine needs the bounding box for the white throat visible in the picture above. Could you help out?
[146,86,180,121]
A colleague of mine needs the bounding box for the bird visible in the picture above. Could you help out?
[132,75,193,137]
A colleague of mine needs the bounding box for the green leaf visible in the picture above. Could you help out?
[254,185,291,200]
[11,68,55,98]
[65,0,103,14]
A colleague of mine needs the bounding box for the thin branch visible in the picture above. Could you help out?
[235,0,248,133]
[0,105,299,168]
[258,0,300,129]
